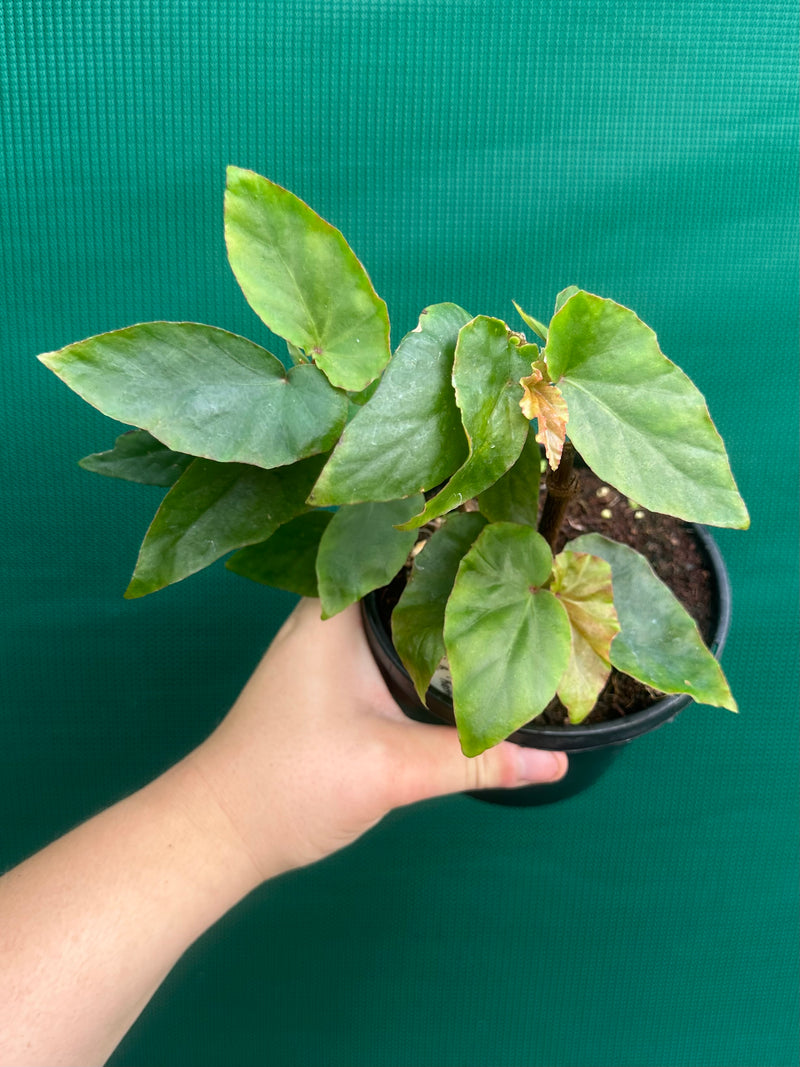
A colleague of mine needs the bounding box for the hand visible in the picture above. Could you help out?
[0,598,566,1066]
[188,598,568,881]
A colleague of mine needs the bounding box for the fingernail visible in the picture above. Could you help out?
[517,748,567,784]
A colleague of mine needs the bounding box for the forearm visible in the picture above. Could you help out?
[0,756,263,1067]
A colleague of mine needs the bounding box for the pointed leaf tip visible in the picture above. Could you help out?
[513,301,549,342]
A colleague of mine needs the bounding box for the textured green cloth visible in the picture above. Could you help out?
[2,2,798,1065]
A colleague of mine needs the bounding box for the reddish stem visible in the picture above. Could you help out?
[538,441,579,551]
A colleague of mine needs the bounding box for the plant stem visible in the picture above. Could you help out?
[538,441,579,551]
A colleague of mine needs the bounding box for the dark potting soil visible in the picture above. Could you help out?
[380,465,718,727]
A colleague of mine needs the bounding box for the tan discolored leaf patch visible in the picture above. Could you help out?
[519,362,569,470]
[550,550,620,724]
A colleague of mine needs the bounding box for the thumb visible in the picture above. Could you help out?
[392,722,568,804]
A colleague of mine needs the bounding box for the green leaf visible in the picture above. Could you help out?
[79,429,193,487]
[443,523,571,756]
[348,376,381,406]
[554,286,580,313]
[286,341,308,365]
[226,510,333,597]
[397,317,532,530]
[224,166,391,392]
[545,290,749,528]
[477,432,541,524]
[550,550,620,723]
[569,533,737,711]
[124,453,326,598]
[391,512,488,704]
[513,300,548,342]
[315,496,423,618]
[39,322,348,471]
[309,304,472,505]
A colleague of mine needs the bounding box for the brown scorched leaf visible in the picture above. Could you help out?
[519,362,569,470]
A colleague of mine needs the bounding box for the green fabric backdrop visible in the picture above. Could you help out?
[2,2,798,1065]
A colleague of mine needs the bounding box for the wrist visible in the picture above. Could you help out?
[182,725,302,887]
[152,753,267,908]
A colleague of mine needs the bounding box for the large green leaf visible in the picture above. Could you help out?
[124,454,326,598]
[226,510,333,597]
[477,432,542,524]
[391,512,487,704]
[398,317,532,530]
[545,290,749,528]
[309,304,471,505]
[79,429,193,487]
[569,533,737,710]
[315,496,423,619]
[39,322,348,471]
[443,523,571,756]
[224,166,391,392]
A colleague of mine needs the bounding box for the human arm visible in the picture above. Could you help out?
[0,599,566,1066]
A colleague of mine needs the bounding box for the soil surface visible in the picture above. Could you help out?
[382,464,718,726]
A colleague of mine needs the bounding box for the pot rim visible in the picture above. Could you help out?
[361,523,732,753]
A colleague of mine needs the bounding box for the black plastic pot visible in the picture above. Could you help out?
[361,525,732,806]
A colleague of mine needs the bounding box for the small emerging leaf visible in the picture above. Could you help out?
[315,496,423,618]
[550,551,620,723]
[443,523,571,756]
[569,533,737,711]
[392,512,487,704]
[554,286,580,313]
[286,341,308,365]
[226,510,333,597]
[513,301,548,342]
[519,362,569,470]
[79,429,193,487]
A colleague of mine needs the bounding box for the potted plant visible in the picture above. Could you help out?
[39,166,749,802]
